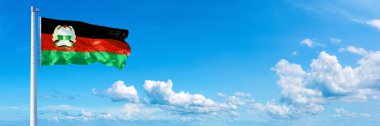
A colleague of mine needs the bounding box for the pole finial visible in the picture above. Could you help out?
[31,6,39,12]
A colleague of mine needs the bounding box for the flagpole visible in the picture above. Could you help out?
[30,6,37,126]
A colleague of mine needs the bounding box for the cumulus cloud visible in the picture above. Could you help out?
[93,81,139,103]
[87,80,252,122]
[273,59,325,107]
[42,90,251,122]
[275,50,380,102]
[260,48,380,119]
[143,80,237,114]
[83,48,380,121]
[366,19,380,30]
[144,80,214,107]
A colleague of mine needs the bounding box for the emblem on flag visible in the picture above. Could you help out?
[52,25,76,47]
[41,18,131,69]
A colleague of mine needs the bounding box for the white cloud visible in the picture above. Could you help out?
[143,80,237,114]
[93,81,139,103]
[373,95,380,100]
[273,59,324,106]
[121,103,173,120]
[248,48,380,119]
[274,51,379,103]
[250,101,325,120]
[292,51,297,56]
[0,106,26,111]
[330,38,342,44]
[234,92,251,97]
[346,46,368,55]
[366,19,380,30]
[355,51,380,87]
[217,92,226,97]
[333,108,358,118]
[82,48,380,121]
[40,92,79,100]
[251,102,294,119]
[338,48,346,52]
[218,92,254,106]
[78,47,380,123]
[39,105,116,121]
[39,104,174,121]
[338,46,380,89]
[144,80,214,106]
[333,108,372,119]
[91,88,97,94]
[87,80,254,122]
[300,38,314,47]
[39,96,246,122]
[119,102,242,122]
[300,38,324,48]
[309,51,360,96]
[353,18,380,30]
[264,48,380,118]
[72,110,113,121]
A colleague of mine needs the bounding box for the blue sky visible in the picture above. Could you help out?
[1,0,380,126]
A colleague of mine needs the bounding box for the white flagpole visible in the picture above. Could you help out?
[30,6,37,126]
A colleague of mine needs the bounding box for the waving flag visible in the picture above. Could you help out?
[40,17,131,69]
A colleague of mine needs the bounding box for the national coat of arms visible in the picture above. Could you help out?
[52,25,76,47]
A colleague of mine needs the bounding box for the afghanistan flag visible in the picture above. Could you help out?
[40,17,131,69]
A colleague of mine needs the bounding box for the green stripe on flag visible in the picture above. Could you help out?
[41,50,128,70]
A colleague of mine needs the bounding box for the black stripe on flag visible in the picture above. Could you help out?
[41,17,129,41]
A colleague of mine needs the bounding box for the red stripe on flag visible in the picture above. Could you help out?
[41,34,131,55]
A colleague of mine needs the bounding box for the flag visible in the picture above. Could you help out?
[40,17,131,69]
